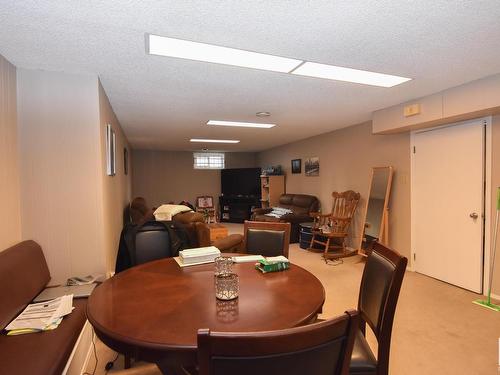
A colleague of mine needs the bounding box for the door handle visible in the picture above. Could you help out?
[469,212,479,219]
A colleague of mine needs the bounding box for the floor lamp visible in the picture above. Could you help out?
[473,187,500,311]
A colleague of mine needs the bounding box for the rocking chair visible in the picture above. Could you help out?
[309,190,360,260]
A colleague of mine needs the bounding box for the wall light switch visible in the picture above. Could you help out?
[404,103,421,117]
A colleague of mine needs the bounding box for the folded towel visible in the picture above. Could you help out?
[154,204,193,221]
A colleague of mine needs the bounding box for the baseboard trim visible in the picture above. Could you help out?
[62,320,93,375]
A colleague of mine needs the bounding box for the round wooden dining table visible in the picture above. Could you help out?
[86,254,325,374]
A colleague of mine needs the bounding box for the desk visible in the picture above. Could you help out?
[87,254,325,373]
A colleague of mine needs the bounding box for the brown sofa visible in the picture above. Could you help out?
[127,197,242,252]
[252,193,320,243]
[172,211,243,253]
[0,241,87,375]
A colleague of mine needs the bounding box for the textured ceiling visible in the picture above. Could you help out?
[1,1,500,152]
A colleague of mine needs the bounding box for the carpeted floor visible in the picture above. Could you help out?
[86,223,500,375]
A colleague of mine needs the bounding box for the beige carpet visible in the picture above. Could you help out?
[86,223,500,375]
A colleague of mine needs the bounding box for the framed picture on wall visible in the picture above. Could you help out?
[124,148,129,175]
[197,196,214,209]
[305,157,319,176]
[106,124,116,176]
[291,159,301,174]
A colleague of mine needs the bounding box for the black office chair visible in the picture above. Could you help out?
[134,221,172,265]
[197,310,358,375]
[350,241,407,375]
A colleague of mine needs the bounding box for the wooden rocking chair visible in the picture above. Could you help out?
[309,190,360,261]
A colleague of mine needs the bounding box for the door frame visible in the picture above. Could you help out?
[410,116,492,295]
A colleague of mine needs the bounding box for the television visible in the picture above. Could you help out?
[221,168,261,197]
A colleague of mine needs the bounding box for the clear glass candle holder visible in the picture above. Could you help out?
[215,299,239,323]
[214,273,239,300]
[214,256,233,276]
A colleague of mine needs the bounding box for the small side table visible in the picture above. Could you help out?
[208,223,229,242]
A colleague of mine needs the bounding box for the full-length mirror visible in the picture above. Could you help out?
[361,166,394,254]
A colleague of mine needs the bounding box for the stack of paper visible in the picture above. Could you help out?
[179,246,221,265]
[5,295,74,335]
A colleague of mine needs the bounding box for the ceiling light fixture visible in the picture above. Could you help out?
[190,138,240,144]
[291,62,411,87]
[207,120,275,129]
[148,34,302,73]
[256,111,271,117]
[147,34,411,87]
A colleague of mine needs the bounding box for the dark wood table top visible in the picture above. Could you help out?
[86,254,325,353]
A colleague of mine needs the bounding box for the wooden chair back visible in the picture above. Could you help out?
[243,221,291,257]
[312,191,360,235]
[197,310,359,375]
[357,241,407,375]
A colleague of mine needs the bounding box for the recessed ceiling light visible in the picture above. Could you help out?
[190,138,240,144]
[256,111,271,117]
[291,62,411,87]
[148,34,302,73]
[207,120,275,129]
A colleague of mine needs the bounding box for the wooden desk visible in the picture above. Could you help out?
[87,254,325,373]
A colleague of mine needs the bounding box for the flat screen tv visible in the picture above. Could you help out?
[221,168,261,197]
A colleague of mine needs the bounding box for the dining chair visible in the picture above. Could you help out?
[134,221,172,265]
[350,241,408,375]
[243,221,291,257]
[197,310,359,375]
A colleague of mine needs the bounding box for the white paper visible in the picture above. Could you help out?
[232,255,265,263]
[5,295,74,331]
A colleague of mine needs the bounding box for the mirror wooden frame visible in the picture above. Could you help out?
[359,166,394,256]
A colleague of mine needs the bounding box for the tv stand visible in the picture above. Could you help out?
[219,196,260,223]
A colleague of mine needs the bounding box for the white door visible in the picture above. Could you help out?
[413,120,484,293]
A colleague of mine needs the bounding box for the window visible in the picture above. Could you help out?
[193,152,225,169]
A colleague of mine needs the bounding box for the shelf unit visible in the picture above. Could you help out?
[260,175,285,208]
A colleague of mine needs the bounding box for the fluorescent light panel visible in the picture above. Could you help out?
[207,120,275,129]
[291,62,411,87]
[190,138,240,144]
[148,34,302,73]
[148,34,411,87]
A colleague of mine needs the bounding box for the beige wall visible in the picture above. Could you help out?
[132,150,257,208]
[258,122,411,258]
[0,54,21,250]
[98,81,132,275]
[17,68,106,284]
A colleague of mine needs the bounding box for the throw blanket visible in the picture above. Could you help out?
[154,204,193,221]
[265,207,293,218]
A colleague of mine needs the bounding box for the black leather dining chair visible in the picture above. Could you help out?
[134,221,172,265]
[243,221,291,257]
[197,310,359,375]
[350,242,407,375]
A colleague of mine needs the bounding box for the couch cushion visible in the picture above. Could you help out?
[0,241,50,330]
[278,194,318,215]
[0,299,87,375]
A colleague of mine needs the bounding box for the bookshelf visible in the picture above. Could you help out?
[260,175,285,208]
